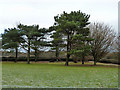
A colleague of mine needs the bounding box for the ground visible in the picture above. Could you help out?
[2,62,118,88]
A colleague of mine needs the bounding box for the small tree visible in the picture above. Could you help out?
[17,24,39,64]
[31,28,49,62]
[70,34,93,64]
[2,28,23,62]
[50,31,64,61]
[89,22,116,65]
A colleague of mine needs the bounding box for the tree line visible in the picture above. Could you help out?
[1,10,116,66]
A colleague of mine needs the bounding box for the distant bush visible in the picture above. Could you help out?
[105,52,118,60]
[2,57,73,62]
[99,58,118,64]
[98,52,119,64]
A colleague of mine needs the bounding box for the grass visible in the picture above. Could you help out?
[2,62,118,88]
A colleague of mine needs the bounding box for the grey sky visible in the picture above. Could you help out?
[0,0,118,34]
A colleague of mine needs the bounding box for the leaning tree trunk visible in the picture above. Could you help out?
[15,47,18,63]
[27,39,30,64]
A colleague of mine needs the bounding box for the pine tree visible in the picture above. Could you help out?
[17,24,37,64]
[31,27,49,62]
[2,28,23,62]
[70,34,93,64]
[53,10,90,66]
[50,30,64,61]
[18,24,49,63]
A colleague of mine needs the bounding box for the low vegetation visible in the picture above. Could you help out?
[2,62,118,88]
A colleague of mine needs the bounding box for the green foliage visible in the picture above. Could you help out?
[31,28,50,62]
[17,24,50,63]
[71,34,93,56]
[2,28,22,49]
[53,10,91,65]
[2,28,23,62]
[49,26,64,61]
[30,28,48,49]
[17,24,37,63]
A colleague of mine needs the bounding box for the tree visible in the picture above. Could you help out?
[31,28,49,62]
[70,34,93,64]
[50,28,64,61]
[89,22,116,65]
[17,24,40,64]
[2,28,23,62]
[53,10,90,66]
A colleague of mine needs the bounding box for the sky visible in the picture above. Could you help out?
[0,0,119,34]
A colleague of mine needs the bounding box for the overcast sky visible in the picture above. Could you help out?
[0,0,119,34]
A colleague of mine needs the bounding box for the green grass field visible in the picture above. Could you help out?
[2,62,118,88]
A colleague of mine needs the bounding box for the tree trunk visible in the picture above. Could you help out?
[94,56,97,65]
[56,46,59,62]
[35,48,37,62]
[65,34,70,66]
[82,60,84,64]
[65,54,70,66]
[15,47,18,63]
[82,56,85,64]
[27,39,30,64]
[94,60,96,65]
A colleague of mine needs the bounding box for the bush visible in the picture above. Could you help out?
[2,57,74,62]
[100,58,119,64]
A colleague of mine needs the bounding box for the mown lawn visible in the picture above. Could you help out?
[2,62,118,88]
